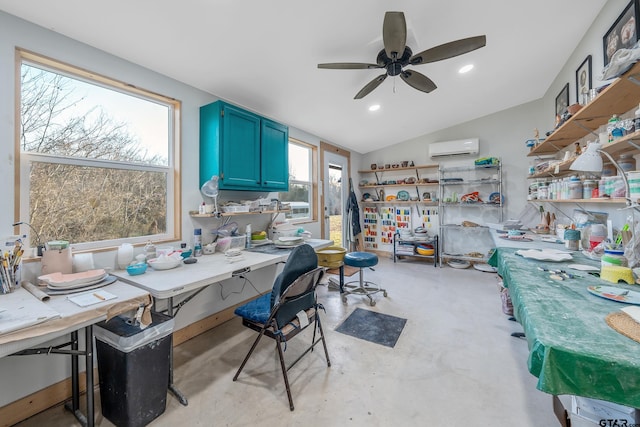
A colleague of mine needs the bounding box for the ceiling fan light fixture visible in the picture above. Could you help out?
[459,64,474,74]
[368,104,381,112]
[318,11,486,99]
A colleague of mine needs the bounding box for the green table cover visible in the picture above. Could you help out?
[489,247,640,408]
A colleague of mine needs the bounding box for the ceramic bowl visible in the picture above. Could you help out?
[416,246,434,256]
[126,263,147,276]
[148,256,181,270]
[202,243,217,254]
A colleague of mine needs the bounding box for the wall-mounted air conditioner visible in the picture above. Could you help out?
[428,138,479,158]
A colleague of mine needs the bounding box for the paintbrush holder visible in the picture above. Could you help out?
[41,248,73,275]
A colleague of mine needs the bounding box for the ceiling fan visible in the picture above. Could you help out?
[318,11,486,99]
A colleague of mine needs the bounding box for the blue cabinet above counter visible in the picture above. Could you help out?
[199,101,289,191]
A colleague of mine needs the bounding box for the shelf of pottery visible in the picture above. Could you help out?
[361,204,439,251]
[359,162,440,252]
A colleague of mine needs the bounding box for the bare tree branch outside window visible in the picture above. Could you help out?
[20,62,174,247]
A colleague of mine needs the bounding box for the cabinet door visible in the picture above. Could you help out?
[220,105,262,189]
[260,119,289,190]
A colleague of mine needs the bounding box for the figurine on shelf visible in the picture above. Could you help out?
[409,161,415,167]
[534,128,540,144]
[574,141,582,156]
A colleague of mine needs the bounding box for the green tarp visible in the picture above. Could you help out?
[489,247,640,408]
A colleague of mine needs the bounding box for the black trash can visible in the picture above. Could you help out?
[94,312,174,427]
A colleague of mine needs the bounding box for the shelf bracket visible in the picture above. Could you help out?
[627,140,640,151]
[628,73,640,86]
[573,120,599,138]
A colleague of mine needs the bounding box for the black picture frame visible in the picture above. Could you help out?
[603,0,640,66]
[555,83,569,117]
[575,55,592,105]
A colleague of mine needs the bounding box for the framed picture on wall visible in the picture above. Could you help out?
[603,0,640,66]
[555,83,569,117]
[576,55,592,105]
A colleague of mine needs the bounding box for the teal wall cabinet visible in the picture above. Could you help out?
[200,101,289,191]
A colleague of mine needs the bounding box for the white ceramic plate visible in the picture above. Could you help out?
[278,236,302,242]
[474,263,497,273]
[46,274,108,289]
[567,263,600,271]
[515,249,573,262]
[448,259,471,269]
[587,285,640,304]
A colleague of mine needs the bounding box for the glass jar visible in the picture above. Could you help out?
[568,176,583,199]
[618,154,636,173]
[583,180,596,199]
[601,249,628,267]
[563,229,581,251]
[538,184,548,200]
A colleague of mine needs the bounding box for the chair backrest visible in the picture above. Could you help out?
[270,244,318,307]
[270,244,321,327]
[278,267,325,306]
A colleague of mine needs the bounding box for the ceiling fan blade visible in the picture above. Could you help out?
[383,11,407,59]
[400,70,437,93]
[354,74,388,99]
[410,35,486,65]
[318,62,382,70]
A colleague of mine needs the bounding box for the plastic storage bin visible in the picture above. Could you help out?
[94,312,174,427]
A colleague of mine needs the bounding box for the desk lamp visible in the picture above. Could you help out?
[570,141,632,206]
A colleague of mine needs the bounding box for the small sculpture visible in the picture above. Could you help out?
[574,142,582,156]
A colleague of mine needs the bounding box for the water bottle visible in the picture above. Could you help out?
[194,228,202,256]
[245,224,252,248]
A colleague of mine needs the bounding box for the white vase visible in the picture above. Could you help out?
[117,243,134,269]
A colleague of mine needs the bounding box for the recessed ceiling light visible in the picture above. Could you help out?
[368,104,381,112]
[459,64,474,74]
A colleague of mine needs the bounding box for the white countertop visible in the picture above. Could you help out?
[113,239,333,299]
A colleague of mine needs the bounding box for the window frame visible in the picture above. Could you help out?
[283,137,317,224]
[15,48,182,253]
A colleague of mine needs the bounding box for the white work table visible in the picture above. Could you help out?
[112,239,333,299]
[110,238,333,406]
[0,281,150,427]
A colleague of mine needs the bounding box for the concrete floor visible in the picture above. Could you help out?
[16,258,563,426]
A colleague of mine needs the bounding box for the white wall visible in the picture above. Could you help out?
[360,99,545,222]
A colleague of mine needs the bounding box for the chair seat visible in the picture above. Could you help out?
[234,293,271,324]
[344,252,378,268]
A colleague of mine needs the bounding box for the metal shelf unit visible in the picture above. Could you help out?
[438,162,503,266]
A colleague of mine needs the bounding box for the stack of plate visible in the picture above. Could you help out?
[225,248,244,263]
[274,236,304,248]
[38,269,111,292]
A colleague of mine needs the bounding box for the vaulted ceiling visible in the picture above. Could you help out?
[0,1,607,153]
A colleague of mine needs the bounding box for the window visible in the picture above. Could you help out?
[279,138,316,222]
[17,49,181,252]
